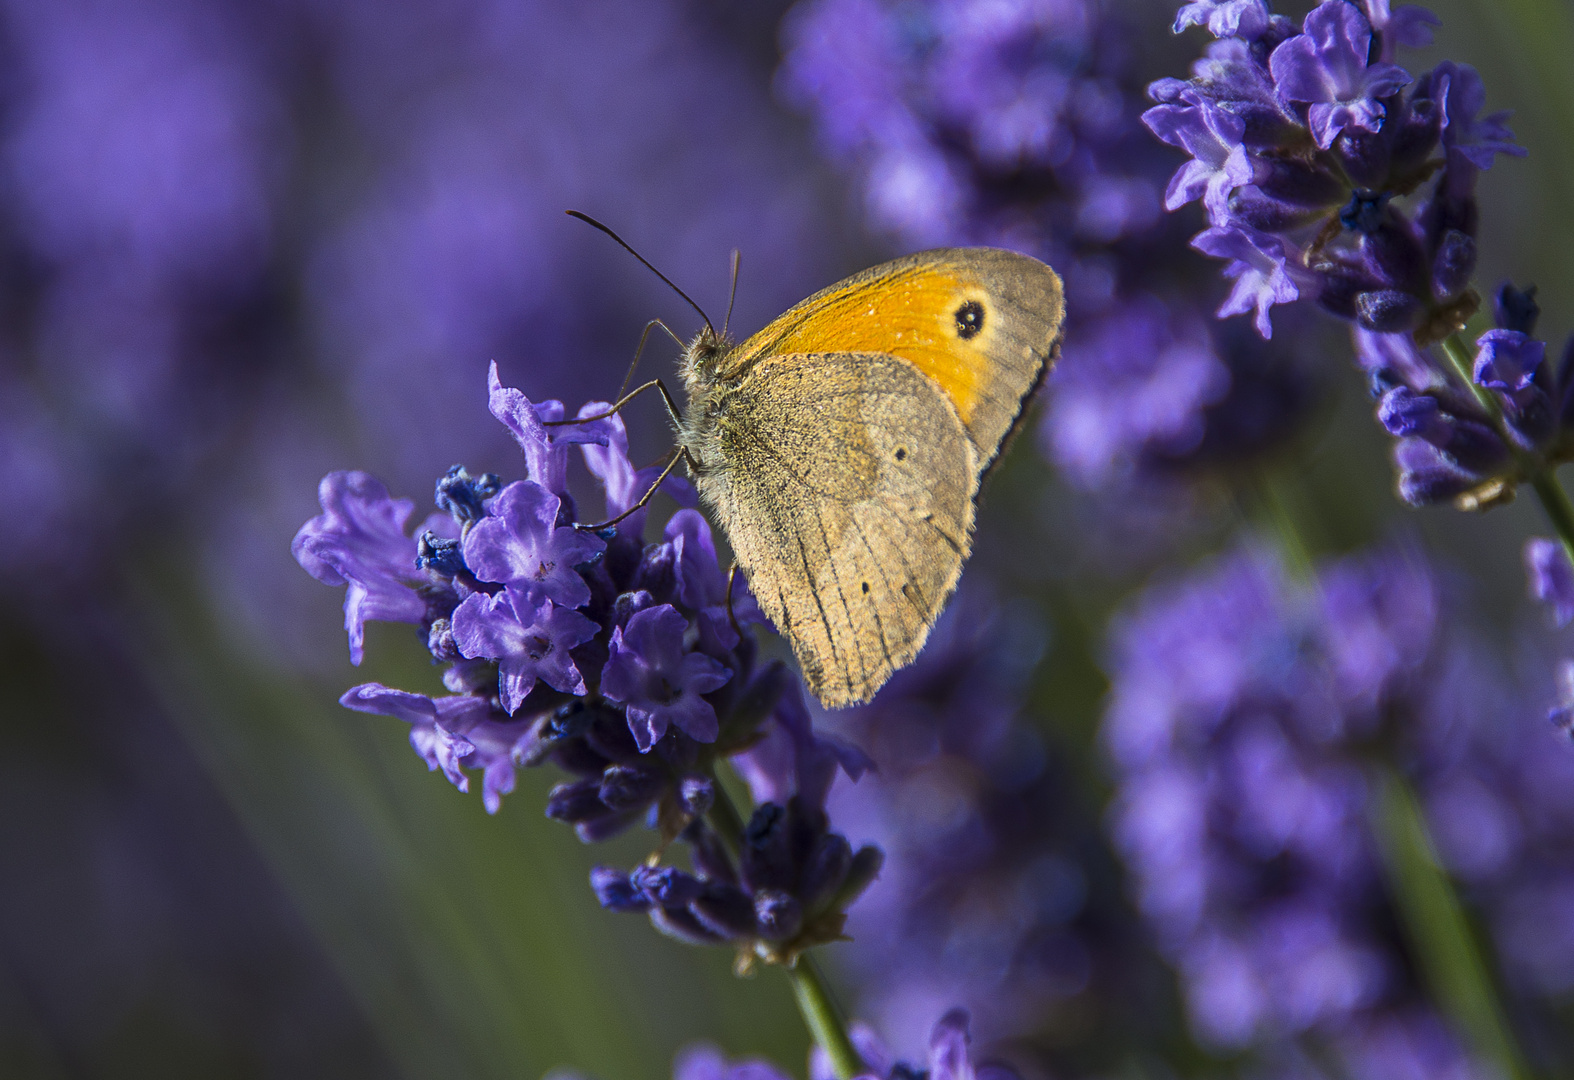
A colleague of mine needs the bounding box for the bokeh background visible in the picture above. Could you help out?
[2,0,1572,1078]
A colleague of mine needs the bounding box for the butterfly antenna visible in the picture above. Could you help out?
[566,211,714,336]
[722,249,741,339]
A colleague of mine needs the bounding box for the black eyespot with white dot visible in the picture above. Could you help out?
[955,299,984,340]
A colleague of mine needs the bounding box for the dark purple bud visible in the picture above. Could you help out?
[650,905,727,945]
[598,764,667,811]
[1393,438,1483,506]
[1316,265,1382,321]
[1339,190,1391,234]
[679,774,715,816]
[583,711,642,762]
[545,778,605,822]
[684,821,740,885]
[1432,230,1476,300]
[548,736,611,778]
[1390,95,1442,174]
[1378,388,1449,443]
[590,866,650,912]
[434,465,501,527]
[426,616,460,661]
[1254,159,1348,209]
[574,811,638,843]
[1495,284,1540,335]
[1335,130,1391,190]
[688,882,759,940]
[1525,539,1574,627]
[1355,290,1423,333]
[754,890,803,942]
[632,865,705,907]
[632,543,676,603]
[613,589,656,629]
[1228,188,1324,231]
[416,532,467,577]
[798,834,854,912]
[831,845,885,910]
[1441,416,1513,474]
[1362,224,1428,293]
[741,803,795,892]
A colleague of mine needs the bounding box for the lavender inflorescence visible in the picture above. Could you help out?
[294,363,878,960]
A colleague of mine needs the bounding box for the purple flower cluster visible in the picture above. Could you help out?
[294,364,877,956]
[1104,538,1574,1067]
[1356,286,1574,508]
[1149,0,1522,342]
[779,0,1324,498]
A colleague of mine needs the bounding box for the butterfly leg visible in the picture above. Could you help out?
[573,446,687,532]
[543,372,684,430]
[724,563,742,640]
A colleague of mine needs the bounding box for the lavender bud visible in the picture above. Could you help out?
[679,774,715,816]
[1393,439,1481,506]
[1335,129,1392,190]
[1338,191,1391,235]
[632,865,705,907]
[574,812,638,844]
[598,764,667,811]
[434,464,501,527]
[1494,284,1541,335]
[688,883,758,940]
[741,803,794,892]
[685,821,739,886]
[425,616,460,660]
[1230,188,1324,232]
[1432,230,1476,300]
[590,867,649,912]
[545,778,606,822]
[547,737,611,778]
[830,845,886,911]
[798,834,854,912]
[1254,159,1348,209]
[631,543,676,602]
[612,589,656,628]
[1355,290,1424,333]
[1362,225,1428,294]
[416,532,467,577]
[651,905,728,945]
[754,890,803,942]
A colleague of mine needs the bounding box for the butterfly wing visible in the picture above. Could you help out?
[704,351,979,708]
[727,247,1064,470]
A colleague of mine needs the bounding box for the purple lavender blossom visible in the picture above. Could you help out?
[292,471,456,664]
[450,587,599,711]
[601,605,733,751]
[1192,226,1301,338]
[1145,100,1256,224]
[1105,544,1438,1047]
[462,481,605,609]
[1174,0,1271,40]
[1269,2,1411,150]
[809,1010,1021,1080]
[1524,538,1574,628]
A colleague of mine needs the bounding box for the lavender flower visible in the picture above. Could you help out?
[1151,0,1525,344]
[809,1010,1021,1080]
[451,588,599,711]
[1525,539,1574,628]
[602,605,733,750]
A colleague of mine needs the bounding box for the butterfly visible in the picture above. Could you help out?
[564,217,1064,708]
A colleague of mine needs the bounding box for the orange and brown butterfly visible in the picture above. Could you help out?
[677,248,1064,708]
[565,216,1064,709]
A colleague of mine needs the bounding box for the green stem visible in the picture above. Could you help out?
[704,760,748,858]
[786,955,865,1080]
[1369,766,1533,1080]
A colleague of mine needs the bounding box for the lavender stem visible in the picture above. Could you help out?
[787,955,865,1080]
[1369,766,1534,1080]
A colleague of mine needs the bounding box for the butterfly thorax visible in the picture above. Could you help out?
[676,327,743,483]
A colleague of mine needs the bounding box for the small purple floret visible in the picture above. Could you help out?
[1269,2,1411,150]
[292,471,437,665]
[600,604,732,751]
[1473,329,1545,393]
[1526,538,1574,628]
[462,480,604,609]
[450,587,598,712]
[1192,226,1300,338]
[1173,0,1272,41]
[1144,101,1254,224]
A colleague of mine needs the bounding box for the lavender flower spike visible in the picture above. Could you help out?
[1526,538,1574,628]
[450,586,599,712]
[1269,2,1411,149]
[462,480,605,609]
[601,604,732,750]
